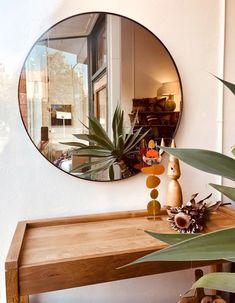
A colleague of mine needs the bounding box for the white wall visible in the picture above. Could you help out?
[0,0,232,302]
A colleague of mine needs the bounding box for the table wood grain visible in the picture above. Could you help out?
[5,207,235,303]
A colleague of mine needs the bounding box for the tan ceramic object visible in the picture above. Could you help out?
[166,139,183,213]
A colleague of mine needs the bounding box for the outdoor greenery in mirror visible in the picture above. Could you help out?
[18,12,182,181]
[127,79,235,293]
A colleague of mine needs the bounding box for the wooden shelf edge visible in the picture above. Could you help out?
[5,221,27,270]
[26,209,167,228]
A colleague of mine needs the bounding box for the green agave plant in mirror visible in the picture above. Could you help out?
[62,105,150,180]
[127,78,235,293]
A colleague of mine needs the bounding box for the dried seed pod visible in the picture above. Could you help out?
[167,193,227,233]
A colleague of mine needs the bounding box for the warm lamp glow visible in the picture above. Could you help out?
[157,81,179,97]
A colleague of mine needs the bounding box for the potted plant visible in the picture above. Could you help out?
[63,105,150,180]
[127,78,235,293]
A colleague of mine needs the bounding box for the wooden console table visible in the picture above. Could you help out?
[5,207,235,303]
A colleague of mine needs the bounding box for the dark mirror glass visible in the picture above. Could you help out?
[19,12,182,181]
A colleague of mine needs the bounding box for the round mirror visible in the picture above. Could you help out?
[19,12,183,181]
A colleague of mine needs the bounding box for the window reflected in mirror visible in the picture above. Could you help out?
[19,12,182,181]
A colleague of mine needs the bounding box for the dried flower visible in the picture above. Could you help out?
[167,193,228,233]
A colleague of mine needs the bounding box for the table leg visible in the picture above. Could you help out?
[20,296,29,303]
[210,264,223,297]
[5,269,19,303]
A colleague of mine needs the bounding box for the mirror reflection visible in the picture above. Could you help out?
[19,13,182,181]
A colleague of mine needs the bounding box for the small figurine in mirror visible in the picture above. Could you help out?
[142,139,161,166]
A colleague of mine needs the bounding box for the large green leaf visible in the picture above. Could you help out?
[145,231,201,245]
[161,147,235,181]
[192,273,235,293]
[215,76,235,95]
[129,227,235,265]
[209,183,235,201]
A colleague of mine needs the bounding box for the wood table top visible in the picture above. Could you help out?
[19,207,235,267]
[20,214,169,267]
[5,207,235,296]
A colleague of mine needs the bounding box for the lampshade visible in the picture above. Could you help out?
[157,81,179,97]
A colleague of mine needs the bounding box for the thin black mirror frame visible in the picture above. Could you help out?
[18,11,183,182]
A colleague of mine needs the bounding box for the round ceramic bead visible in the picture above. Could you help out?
[147,200,161,215]
[146,175,160,188]
[150,189,158,199]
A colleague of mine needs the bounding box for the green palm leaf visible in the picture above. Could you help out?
[88,116,114,148]
[74,149,112,157]
[109,165,115,180]
[73,146,107,151]
[71,157,113,173]
[192,273,235,293]
[64,105,150,179]
[209,183,235,201]
[73,134,96,143]
[117,112,124,143]
[78,119,89,131]
[79,159,115,178]
[231,145,235,157]
[74,134,113,150]
[112,105,124,148]
[129,227,235,265]
[215,76,235,95]
[118,135,125,152]
[161,147,235,181]
[124,128,150,154]
[124,127,143,152]
[60,141,87,148]
[124,112,139,144]
[145,230,200,245]
[112,106,119,147]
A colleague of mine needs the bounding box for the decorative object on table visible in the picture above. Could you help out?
[167,193,228,233]
[62,105,150,180]
[166,139,183,214]
[142,139,161,166]
[141,139,165,220]
[177,269,227,303]
[142,137,166,167]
